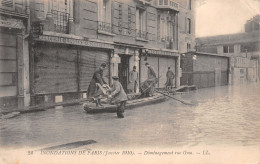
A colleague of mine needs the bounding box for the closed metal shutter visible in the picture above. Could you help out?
[79,49,110,91]
[34,44,78,94]
[221,71,228,86]
[140,56,159,87]
[140,56,176,88]
[193,72,215,88]
[0,32,17,97]
[158,57,176,88]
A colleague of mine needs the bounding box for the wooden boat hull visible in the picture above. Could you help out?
[83,93,166,114]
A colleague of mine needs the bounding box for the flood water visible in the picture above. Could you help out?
[1,83,260,149]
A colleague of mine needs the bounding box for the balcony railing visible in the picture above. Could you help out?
[136,29,148,40]
[158,0,179,11]
[52,10,69,34]
[98,21,112,33]
[160,36,173,42]
[0,0,14,10]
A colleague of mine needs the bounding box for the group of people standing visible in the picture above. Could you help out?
[87,63,175,118]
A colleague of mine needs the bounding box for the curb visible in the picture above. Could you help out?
[0,98,89,116]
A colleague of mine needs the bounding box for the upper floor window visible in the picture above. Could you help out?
[158,11,175,41]
[186,18,191,34]
[188,0,191,10]
[98,0,111,23]
[223,45,234,53]
[187,43,191,51]
[136,7,146,32]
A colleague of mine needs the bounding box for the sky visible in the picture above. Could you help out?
[195,0,260,37]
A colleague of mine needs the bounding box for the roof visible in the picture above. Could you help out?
[186,51,230,58]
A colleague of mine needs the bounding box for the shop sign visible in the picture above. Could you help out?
[147,49,179,57]
[0,15,24,29]
[35,35,114,49]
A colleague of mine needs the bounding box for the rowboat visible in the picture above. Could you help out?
[83,93,166,114]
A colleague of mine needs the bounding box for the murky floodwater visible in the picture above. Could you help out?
[1,83,260,149]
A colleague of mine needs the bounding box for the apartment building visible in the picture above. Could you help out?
[0,0,195,107]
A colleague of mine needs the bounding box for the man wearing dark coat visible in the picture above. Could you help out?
[165,67,175,88]
[87,63,107,106]
[107,76,128,118]
[145,62,157,97]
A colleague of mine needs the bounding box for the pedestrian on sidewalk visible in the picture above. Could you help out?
[107,76,128,118]
[87,63,107,107]
[128,66,139,93]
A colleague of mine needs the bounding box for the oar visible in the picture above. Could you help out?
[155,89,195,106]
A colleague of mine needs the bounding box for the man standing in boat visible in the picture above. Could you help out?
[145,62,157,97]
[87,63,107,107]
[107,76,128,118]
[128,66,139,93]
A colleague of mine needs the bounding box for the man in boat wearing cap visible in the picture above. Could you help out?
[87,63,107,107]
[145,62,157,97]
[107,76,128,118]
[128,66,139,93]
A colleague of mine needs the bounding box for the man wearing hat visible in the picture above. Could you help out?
[128,66,139,93]
[165,67,175,88]
[107,76,128,118]
[145,62,157,96]
[87,63,107,106]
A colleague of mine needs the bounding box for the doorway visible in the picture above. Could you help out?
[118,55,129,92]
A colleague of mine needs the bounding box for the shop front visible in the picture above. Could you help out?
[31,34,113,105]
[0,14,29,108]
[139,49,179,88]
[112,45,141,93]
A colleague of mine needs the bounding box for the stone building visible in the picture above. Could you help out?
[196,15,260,85]
[0,0,30,108]
[1,0,195,108]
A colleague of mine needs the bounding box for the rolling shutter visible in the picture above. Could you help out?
[34,45,78,94]
[140,56,159,86]
[0,32,17,97]
[158,57,176,88]
[79,49,110,91]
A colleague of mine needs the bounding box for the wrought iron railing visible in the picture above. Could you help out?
[51,10,69,34]
[158,0,179,11]
[159,36,173,42]
[98,21,112,33]
[136,29,148,40]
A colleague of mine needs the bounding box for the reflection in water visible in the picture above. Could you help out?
[1,83,260,148]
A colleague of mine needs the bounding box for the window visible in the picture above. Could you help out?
[136,8,146,32]
[223,45,234,53]
[187,43,191,51]
[158,11,175,42]
[51,0,70,33]
[98,0,111,23]
[186,18,191,34]
[188,0,192,10]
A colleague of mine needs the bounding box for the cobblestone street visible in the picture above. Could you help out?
[1,83,260,150]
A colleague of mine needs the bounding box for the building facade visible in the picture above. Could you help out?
[180,52,229,88]
[0,0,195,108]
[196,15,260,85]
[0,0,30,108]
